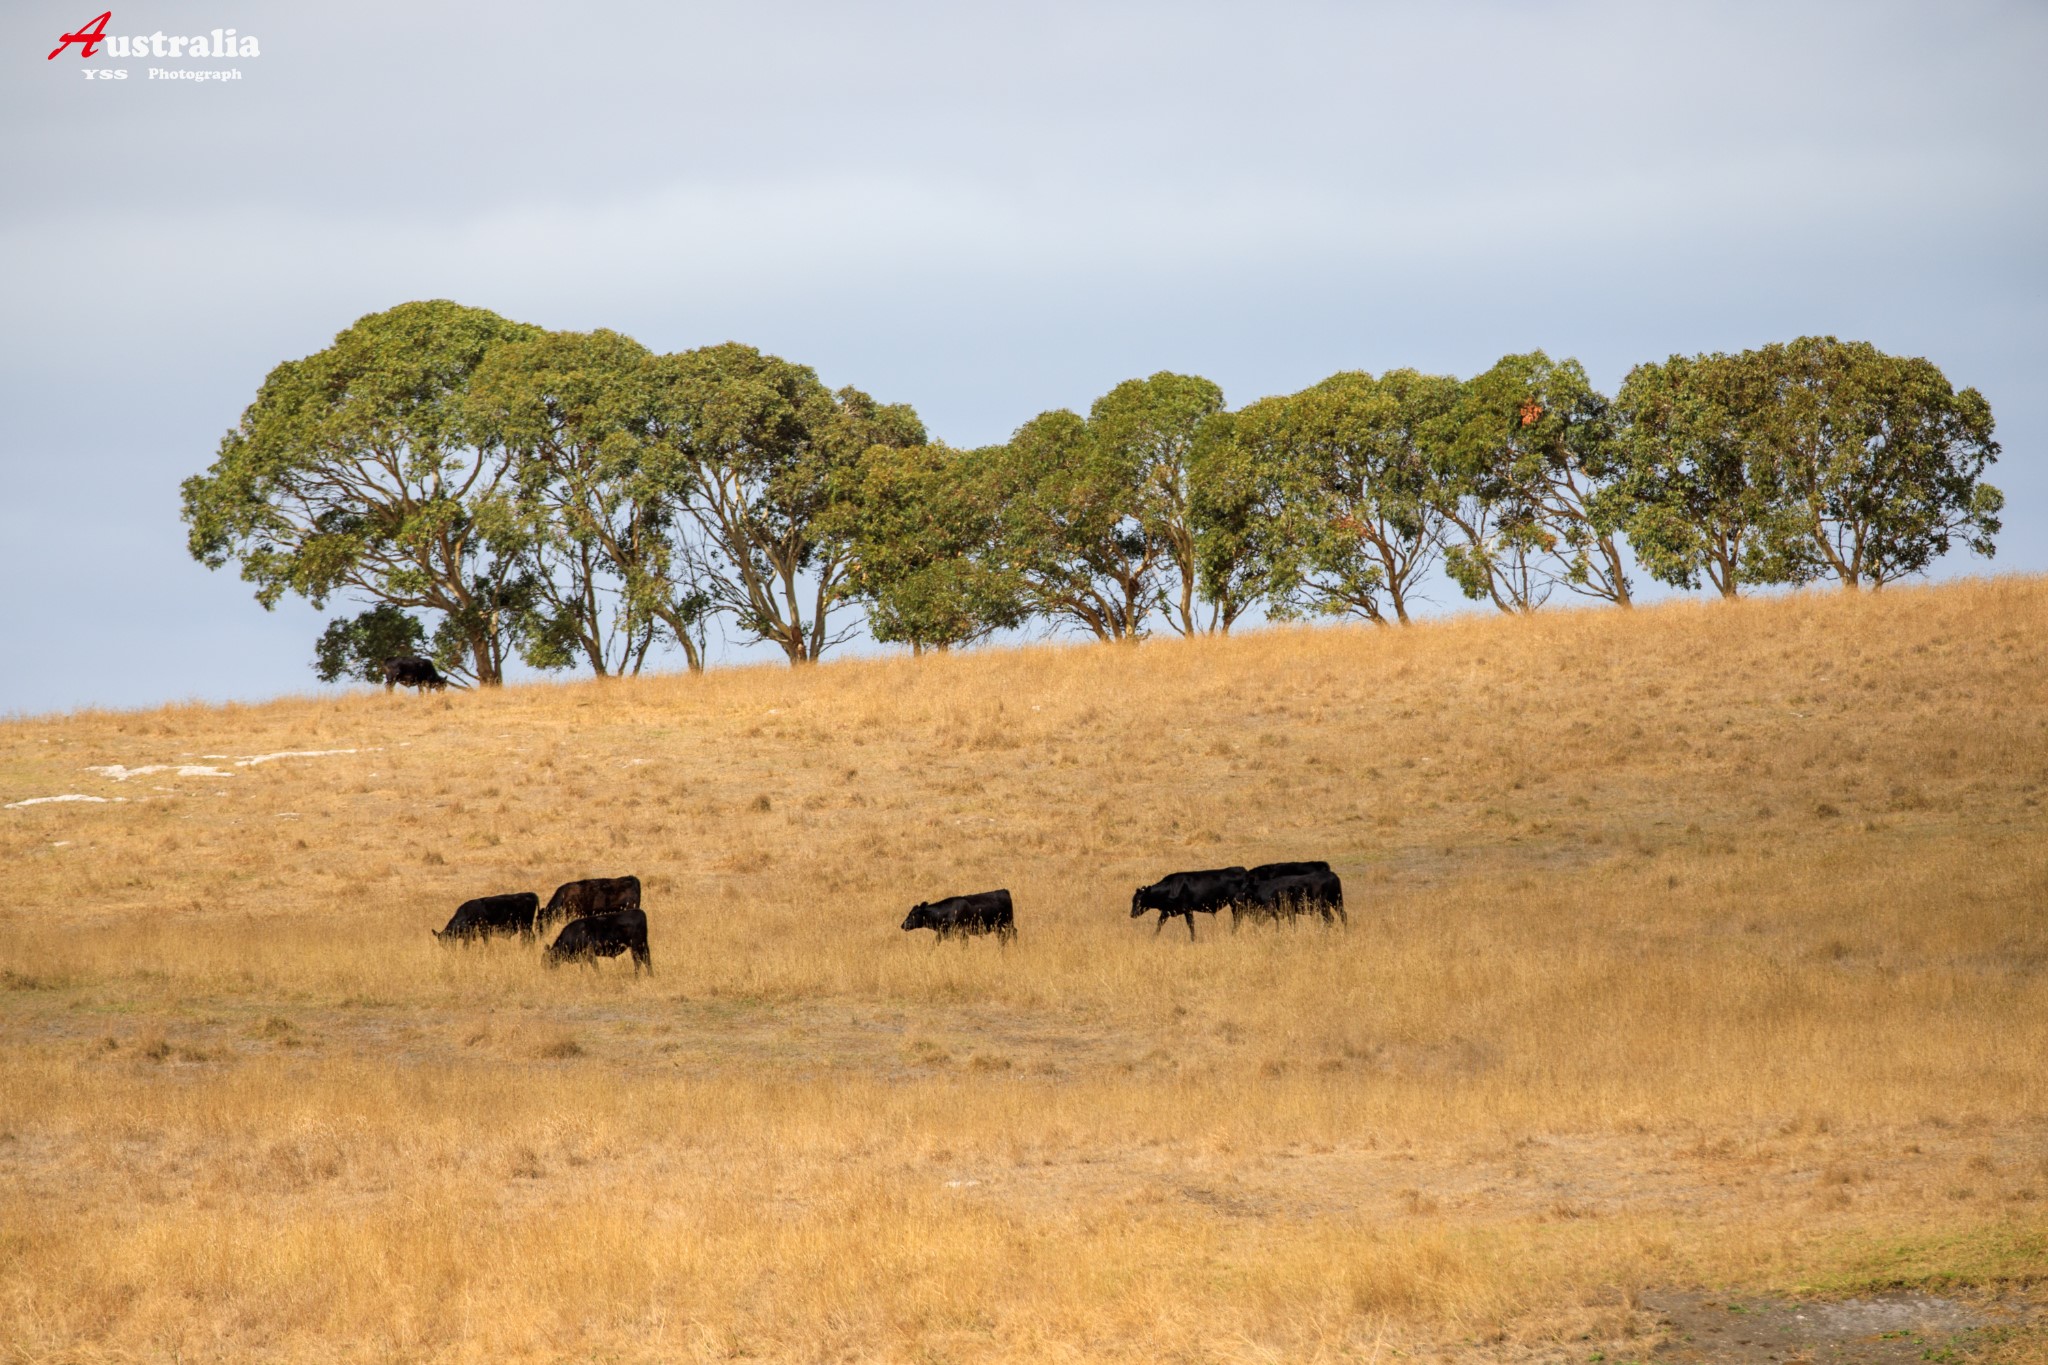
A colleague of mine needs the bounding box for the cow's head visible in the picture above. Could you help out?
[901,903,935,933]
[1130,886,1154,918]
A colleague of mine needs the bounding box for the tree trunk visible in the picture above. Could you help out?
[1600,534,1633,607]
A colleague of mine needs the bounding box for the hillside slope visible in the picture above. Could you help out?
[3,578,2045,1363]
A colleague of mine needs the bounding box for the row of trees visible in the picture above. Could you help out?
[182,301,2004,685]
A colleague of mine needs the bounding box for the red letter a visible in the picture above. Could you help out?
[49,12,112,60]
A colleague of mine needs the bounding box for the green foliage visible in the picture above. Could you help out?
[1085,373,1229,634]
[987,373,1251,640]
[994,408,1160,641]
[190,307,2006,684]
[1742,337,2002,589]
[1438,352,1630,611]
[642,344,925,663]
[466,328,678,676]
[181,300,544,685]
[834,443,1026,652]
[1613,350,1796,596]
[1613,340,2002,594]
[1184,409,1282,634]
[311,605,426,684]
[1243,369,1460,625]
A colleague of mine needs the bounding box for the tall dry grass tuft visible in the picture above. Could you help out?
[3,578,2046,1361]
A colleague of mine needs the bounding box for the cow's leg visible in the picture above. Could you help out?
[1184,911,1197,941]
[1153,912,1167,936]
[1231,906,1242,933]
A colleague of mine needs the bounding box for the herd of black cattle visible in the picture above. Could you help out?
[437,862,1345,973]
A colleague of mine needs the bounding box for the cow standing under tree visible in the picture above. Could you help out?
[382,656,449,692]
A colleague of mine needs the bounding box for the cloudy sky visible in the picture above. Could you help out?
[3,1,2043,714]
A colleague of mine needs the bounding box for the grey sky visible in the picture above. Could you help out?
[4,1,2043,714]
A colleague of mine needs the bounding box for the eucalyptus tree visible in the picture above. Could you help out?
[1183,409,1279,634]
[994,408,1160,641]
[1436,352,1630,612]
[831,442,1026,653]
[466,327,699,676]
[1247,369,1460,625]
[1612,350,1802,598]
[1087,372,1228,635]
[642,343,925,664]
[181,300,542,685]
[1745,337,2001,589]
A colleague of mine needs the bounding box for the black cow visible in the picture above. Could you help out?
[1247,860,1330,882]
[544,908,651,973]
[1235,866,1346,929]
[902,889,1016,944]
[1130,866,1250,940]
[382,656,449,692]
[539,875,641,930]
[434,891,539,941]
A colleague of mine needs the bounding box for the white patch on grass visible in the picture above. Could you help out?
[88,764,232,781]
[86,749,366,784]
[5,794,126,809]
[234,749,360,767]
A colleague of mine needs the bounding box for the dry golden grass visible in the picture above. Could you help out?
[3,579,2046,1363]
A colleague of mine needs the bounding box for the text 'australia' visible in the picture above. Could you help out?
[48,13,261,61]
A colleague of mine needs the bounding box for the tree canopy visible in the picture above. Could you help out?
[1748,336,2002,589]
[643,344,926,664]
[831,443,1026,652]
[185,307,2005,684]
[183,300,544,684]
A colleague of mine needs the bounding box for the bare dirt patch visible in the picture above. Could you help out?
[1646,1290,2035,1364]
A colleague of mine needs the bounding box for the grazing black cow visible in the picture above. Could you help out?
[902,889,1016,944]
[1130,866,1250,940]
[382,656,449,693]
[434,891,539,941]
[1246,860,1330,882]
[1236,866,1346,929]
[544,908,651,973]
[539,875,641,930]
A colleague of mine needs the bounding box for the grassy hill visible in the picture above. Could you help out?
[3,578,2045,1362]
